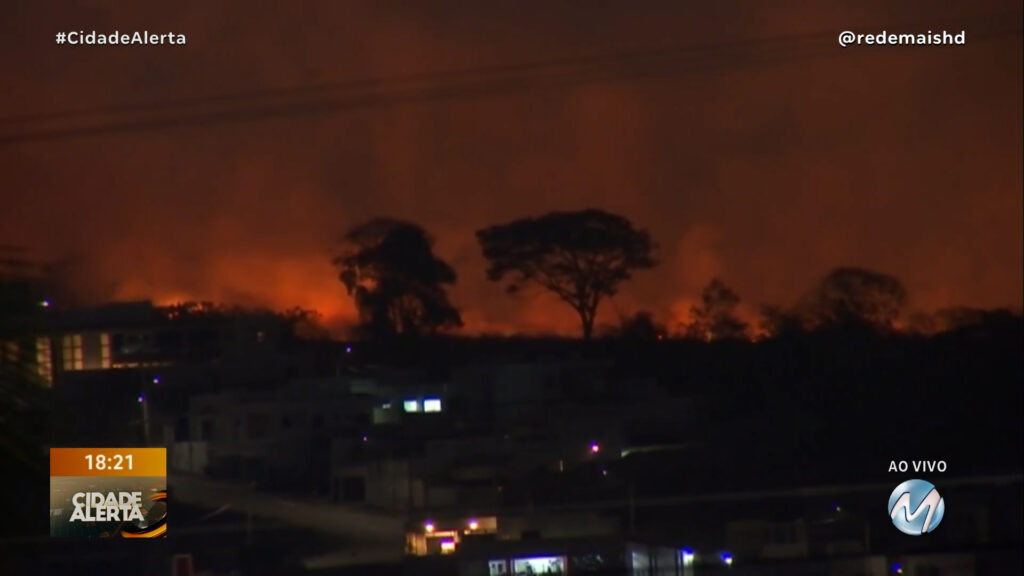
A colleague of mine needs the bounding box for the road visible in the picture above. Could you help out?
[170,473,406,566]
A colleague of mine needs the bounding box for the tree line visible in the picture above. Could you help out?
[333,209,656,340]
[331,208,1014,341]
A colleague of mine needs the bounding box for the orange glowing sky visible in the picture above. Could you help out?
[1,0,1021,336]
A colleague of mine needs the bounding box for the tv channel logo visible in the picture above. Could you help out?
[888,479,945,535]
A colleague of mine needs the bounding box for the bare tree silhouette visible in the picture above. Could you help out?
[685,278,748,340]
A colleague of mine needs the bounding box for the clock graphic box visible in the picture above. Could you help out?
[49,448,167,538]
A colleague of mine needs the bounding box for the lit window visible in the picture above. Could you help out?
[403,400,420,413]
[100,333,111,369]
[513,557,566,574]
[488,560,508,576]
[2,341,17,364]
[423,398,442,413]
[61,334,83,371]
[35,338,53,386]
[440,540,456,553]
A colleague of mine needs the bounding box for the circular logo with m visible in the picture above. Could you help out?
[888,479,945,535]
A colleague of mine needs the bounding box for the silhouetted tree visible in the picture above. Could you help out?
[278,307,329,340]
[759,267,909,337]
[803,266,908,332]
[476,209,656,339]
[162,302,326,340]
[608,310,666,340]
[932,306,1023,336]
[685,278,748,340]
[759,304,805,338]
[162,300,225,319]
[334,218,462,339]
[0,265,54,538]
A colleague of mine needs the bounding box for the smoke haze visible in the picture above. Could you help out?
[2,0,1021,335]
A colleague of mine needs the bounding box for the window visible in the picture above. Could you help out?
[513,557,565,575]
[35,338,53,386]
[403,399,420,412]
[630,551,650,571]
[100,333,111,369]
[61,334,83,371]
[488,560,508,576]
[423,398,442,412]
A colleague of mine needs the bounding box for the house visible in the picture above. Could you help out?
[24,300,318,444]
[173,376,378,492]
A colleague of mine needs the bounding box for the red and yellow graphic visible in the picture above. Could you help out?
[49,448,167,539]
[50,448,167,477]
[120,490,168,538]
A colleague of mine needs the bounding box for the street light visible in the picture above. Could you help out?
[138,394,150,445]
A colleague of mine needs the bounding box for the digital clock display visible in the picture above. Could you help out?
[84,453,134,471]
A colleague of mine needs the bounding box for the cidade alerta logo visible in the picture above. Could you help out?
[888,479,945,535]
[50,448,167,538]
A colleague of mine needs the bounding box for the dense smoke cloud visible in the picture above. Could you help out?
[1,0,1020,335]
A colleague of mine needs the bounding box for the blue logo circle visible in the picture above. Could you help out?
[888,479,945,535]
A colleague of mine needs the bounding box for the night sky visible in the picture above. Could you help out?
[2,0,1021,335]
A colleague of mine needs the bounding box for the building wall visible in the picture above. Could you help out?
[895,553,975,576]
[498,514,620,540]
[186,381,375,490]
[169,441,208,474]
[727,519,811,560]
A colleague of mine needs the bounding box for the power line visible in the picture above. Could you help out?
[4,11,1017,130]
[2,31,848,127]
[5,25,1019,141]
[0,37,836,145]
[0,23,1019,146]
[0,33,825,127]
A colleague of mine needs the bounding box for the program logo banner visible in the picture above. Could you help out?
[49,448,167,538]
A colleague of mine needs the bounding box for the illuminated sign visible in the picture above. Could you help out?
[49,448,167,538]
